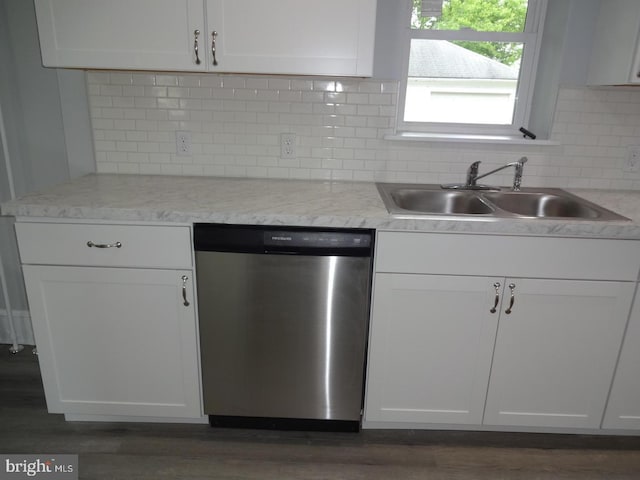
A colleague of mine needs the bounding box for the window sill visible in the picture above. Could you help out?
[385,132,560,146]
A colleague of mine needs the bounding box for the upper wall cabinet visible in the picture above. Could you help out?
[34,0,206,72]
[587,0,640,85]
[206,0,376,76]
[33,0,377,77]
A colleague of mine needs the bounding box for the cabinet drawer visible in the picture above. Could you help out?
[16,222,192,269]
[376,232,640,281]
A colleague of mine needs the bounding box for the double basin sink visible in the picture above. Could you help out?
[377,183,629,221]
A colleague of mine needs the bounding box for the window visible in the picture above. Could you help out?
[398,0,547,138]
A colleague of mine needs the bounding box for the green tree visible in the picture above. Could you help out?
[412,0,528,66]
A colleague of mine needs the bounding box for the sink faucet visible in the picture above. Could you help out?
[463,157,528,192]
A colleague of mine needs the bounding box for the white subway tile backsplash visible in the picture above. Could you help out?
[113,97,135,108]
[167,87,189,98]
[189,87,213,98]
[137,142,159,153]
[106,151,127,163]
[302,92,325,104]
[122,86,145,97]
[127,153,149,164]
[95,140,116,151]
[86,73,640,189]
[91,96,113,108]
[278,90,303,102]
[144,86,167,97]
[132,73,156,86]
[122,109,145,120]
[134,97,157,108]
[145,109,168,121]
[291,79,314,91]
[100,130,127,140]
[220,78,246,90]
[177,75,200,87]
[155,75,178,86]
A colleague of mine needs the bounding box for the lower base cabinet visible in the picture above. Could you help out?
[365,274,500,425]
[483,279,633,429]
[602,286,640,429]
[365,274,633,429]
[22,265,201,418]
[365,232,640,432]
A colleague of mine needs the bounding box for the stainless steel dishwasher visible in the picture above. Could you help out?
[194,224,374,432]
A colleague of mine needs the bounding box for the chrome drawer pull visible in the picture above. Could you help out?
[211,31,218,66]
[181,275,190,307]
[505,283,516,314]
[490,282,501,314]
[194,29,201,65]
[87,241,122,249]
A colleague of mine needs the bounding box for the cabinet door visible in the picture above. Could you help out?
[205,0,376,76]
[365,274,501,426]
[34,0,205,70]
[603,289,640,430]
[587,0,640,85]
[22,265,201,419]
[484,279,634,429]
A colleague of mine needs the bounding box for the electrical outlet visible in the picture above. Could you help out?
[624,145,640,173]
[280,133,296,159]
[176,131,192,156]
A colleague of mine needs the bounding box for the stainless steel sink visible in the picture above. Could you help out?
[390,189,494,215]
[376,183,630,221]
[483,191,601,219]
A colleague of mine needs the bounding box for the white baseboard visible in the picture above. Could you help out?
[65,414,208,424]
[0,309,35,345]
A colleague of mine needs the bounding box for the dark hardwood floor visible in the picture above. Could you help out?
[2,345,640,479]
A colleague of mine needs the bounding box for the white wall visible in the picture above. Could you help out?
[0,0,95,344]
[57,69,97,178]
[0,1,95,194]
[0,0,32,340]
[2,0,70,194]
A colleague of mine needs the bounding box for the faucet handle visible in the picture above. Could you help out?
[513,157,527,191]
[466,161,481,186]
[468,161,481,173]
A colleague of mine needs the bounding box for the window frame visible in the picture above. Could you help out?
[396,0,548,138]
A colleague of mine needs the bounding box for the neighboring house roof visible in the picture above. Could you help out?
[408,40,519,80]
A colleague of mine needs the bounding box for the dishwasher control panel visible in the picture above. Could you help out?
[194,223,373,256]
[264,231,371,249]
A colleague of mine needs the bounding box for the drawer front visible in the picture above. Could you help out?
[16,222,192,268]
[376,232,640,281]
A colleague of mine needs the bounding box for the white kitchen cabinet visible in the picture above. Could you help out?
[33,0,376,76]
[34,0,206,71]
[15,222,202,420]
[205,0,376,76]
[484,278,634,429]
[365,274,501,425]
[602,287,640,430]
[587,0,640,85]
[364,232,640,431]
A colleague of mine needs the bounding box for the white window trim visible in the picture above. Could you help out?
[395,0,548,140]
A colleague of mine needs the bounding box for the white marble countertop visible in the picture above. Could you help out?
[2,174,640,239]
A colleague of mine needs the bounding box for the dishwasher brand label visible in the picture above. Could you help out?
[270,236,293,241]
[1,455,77,479]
